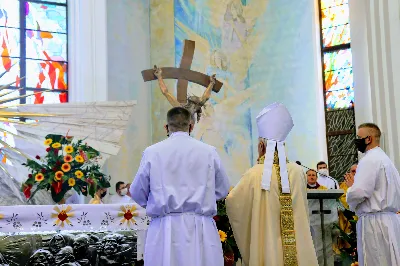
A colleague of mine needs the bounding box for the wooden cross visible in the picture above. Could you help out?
[141,40,223,104]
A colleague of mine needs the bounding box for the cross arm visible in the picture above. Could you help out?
[141,67,223,93]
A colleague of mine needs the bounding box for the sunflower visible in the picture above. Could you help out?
[218,230,227,242]
[61,163,71,172]
[68,178,76,187]
[52,142,61,149]
[75,155,84,163]
[44,139,53,146]
[75,170,84,179]
[64,145,74,154]
[35,173,44,182]
[54,171,64,181]
[64,154,73,163]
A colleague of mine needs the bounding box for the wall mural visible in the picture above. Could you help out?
[151,0,322,185]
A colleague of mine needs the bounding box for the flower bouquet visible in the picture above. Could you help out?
[21,134,111,203]
[214,199,241,265]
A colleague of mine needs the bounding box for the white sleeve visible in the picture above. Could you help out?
[213,149,231,200]
[130,151,151,208]
[346,158,379,211]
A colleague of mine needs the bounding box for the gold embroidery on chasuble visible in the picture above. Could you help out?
[259,152,298,265]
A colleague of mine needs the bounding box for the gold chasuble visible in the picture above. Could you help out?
[226,153,318,266]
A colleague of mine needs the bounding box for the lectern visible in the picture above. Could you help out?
[307,189,344,266]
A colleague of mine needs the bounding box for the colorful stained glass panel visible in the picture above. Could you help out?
[325,68,352,91]
[321,5,349,29]
[26,30,66,61]
[0,27,20,57]
[26,59,67,90]
[34,0,67,4]
[0,57,20,84]
[322,24,350,47]
[326,88,354,110]
[26,3,67,33]
[25,90,67,104]
[0,0,20,28]
[321,0,348,9]
[323,49,352,72]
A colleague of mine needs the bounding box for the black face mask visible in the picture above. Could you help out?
[100,191,107,198]
[355,137,369,153]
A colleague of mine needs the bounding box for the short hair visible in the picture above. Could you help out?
[316,161,327,168]
[358,123,381,140]
[167,107,191,132]
[306,169,317,175]
[115,181,125,192]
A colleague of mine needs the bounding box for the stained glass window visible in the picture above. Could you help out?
[0,0,68,105]
[320,0,352,110]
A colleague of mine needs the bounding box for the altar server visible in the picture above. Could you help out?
[346,123,400,266]
[130,107,230,266]
[226,102,318,266]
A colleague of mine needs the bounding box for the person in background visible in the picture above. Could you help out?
[307,169,327,190]
[65,187,86,204]
[345,123,400,265]
[89,187,107,204]
[316,161,338,189]
[109,181,133,204]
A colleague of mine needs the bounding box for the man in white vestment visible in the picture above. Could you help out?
[130,107,230,266]
[109,181,134,204]
[226,102,318,266]
[345,123,400,266]
[316,162,339,189]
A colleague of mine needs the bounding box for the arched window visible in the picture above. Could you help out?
[0,0,68,105]
[319,0,357,179]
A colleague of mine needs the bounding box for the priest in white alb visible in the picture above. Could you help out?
[130,107,231,266]
[226,102,318,266]
[345,123,400,266]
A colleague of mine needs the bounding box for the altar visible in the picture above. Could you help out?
[0,203,149,265]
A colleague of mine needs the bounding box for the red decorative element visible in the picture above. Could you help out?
[34,92,44,104]
[46,147,51,152]
[52,181,62,194]
[58,211,68,221]
[54,149,59,156]
[41,168,46,173]
[35,155,41,160]
[16,76,21,87]
[87,178,94,185]
[56,161,61,166]
[224,251,235,266]
[213,215,220,222]
[28,174,33,178]
[23,184,33,198]
[124,210,134,220]
[59,92,68,103]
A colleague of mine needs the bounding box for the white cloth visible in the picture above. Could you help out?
[346,147,400,266]
[130,132,230,266]
[65,190,85,204]
[108,194,134,204]
[317,176,339,189]
[256,102,293,193]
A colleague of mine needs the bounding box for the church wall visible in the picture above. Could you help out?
[150,0,327,185]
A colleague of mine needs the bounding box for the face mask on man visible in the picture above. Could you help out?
[101,191,107,198]
[318,169,329,177]
[120,188,128,196]
[355,136,370,153]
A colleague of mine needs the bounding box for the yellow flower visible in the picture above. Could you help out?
[75,155,84,163]
[55,171,64,181]
[351,262,359,266]
[44,139,53,146]
[218,230,227,242]
[52,142,61,149]
[64,145,74,154]
[68,178,76,187]
[35,173,44,182]
[75,170,84,179]
[353,215,358,221]
[62,163,71,172]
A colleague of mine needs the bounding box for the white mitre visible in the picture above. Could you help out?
[256,102,294,193]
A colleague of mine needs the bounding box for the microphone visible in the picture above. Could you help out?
[295,161,338,188]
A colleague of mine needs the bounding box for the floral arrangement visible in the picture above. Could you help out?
[214,199,241,264]
[21,134,111,203]
[334,208,358,265]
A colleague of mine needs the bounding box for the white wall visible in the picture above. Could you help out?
[349,0,400,168]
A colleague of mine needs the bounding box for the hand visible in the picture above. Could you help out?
[154,65,162,78]
[209,74,216,84]
[344,172,354,187]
